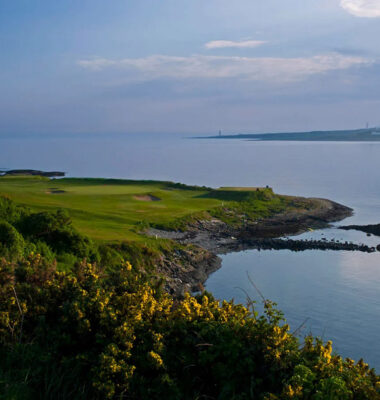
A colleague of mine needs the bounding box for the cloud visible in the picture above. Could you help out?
[78,53,371,83]
[340,0,380,17]
[205,40,266,49]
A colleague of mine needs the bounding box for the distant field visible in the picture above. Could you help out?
[0,176,280,242]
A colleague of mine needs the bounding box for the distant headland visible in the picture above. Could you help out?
[197,127,380,141]
[0,169,65,177]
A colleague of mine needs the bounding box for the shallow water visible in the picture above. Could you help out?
[206,249,380,368]
[1,133,380,369]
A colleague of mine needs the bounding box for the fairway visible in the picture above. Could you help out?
[0,176,237,242]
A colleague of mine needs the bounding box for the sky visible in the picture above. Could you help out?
[1,0,380,136]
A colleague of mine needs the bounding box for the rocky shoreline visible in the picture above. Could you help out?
[147,197,374,295]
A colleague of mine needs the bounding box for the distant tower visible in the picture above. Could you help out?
[366,122,369,129]
[219,129,222,137]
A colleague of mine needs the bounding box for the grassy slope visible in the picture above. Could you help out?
[0,176,301,243]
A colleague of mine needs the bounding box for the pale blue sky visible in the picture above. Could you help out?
[1,0,380,135]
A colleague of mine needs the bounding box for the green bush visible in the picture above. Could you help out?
[18,210,99,261]
[0,221,24,259]
[0,196,28,225]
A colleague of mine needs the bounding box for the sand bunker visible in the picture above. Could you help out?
[133,194,161,202]
[46,189,66,194]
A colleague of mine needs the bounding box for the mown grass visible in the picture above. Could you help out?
[0,176,300,242]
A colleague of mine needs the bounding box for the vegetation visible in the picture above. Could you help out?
[0,176,308,241]
[0,194,179,275]
[0,176,378,399]
[0,256,378,399]
[0,176,314,271]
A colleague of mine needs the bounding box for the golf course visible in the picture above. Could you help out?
[0,175,298,243]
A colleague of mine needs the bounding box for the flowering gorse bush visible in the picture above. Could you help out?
[0,255,379,399]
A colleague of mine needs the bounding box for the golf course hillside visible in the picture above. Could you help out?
[0,175,307,242]
[0,174,351,294]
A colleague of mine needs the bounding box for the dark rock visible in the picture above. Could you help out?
[239,238,376,253]
[339,223,380,237]
[1,169,65,177]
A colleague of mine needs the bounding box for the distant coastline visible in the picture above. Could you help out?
[0,169,65,177]
[197,127,380,141]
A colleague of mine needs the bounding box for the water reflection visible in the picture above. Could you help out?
[206,249,380,370]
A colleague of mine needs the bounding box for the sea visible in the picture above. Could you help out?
[1,132,380,369]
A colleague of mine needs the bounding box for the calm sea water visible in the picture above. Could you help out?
[1,133,380,369]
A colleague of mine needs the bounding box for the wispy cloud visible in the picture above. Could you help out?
[340,0,380,17]
[78,53,371,84]
[205,40,266,49]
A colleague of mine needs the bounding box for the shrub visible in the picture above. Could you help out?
[0,256,378,399]
[0,221,24,259]
[18,210,99,261]
[0,196,28,225]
